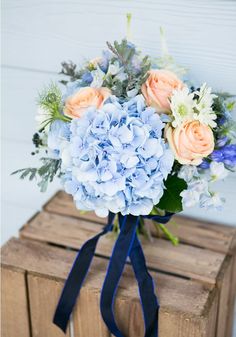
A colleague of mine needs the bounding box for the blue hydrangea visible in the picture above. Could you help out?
[57,95,174,217]
[47,120,71,158]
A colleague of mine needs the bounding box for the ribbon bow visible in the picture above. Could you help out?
[53,212,173,337]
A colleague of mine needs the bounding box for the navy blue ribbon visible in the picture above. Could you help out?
[53,212,115,332]
[53,211,173,336]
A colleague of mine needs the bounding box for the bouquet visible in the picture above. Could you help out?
[13,26,236,337]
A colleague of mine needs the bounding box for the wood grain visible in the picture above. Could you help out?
[41,191,236,336]
[225,255,236,337]
[44,191,236,254]
[1,266,31,337]
[215,256,233,337]
[27,274,70,337]
[21,210,226,285]
[1,68,59,143]
[73,287,110,337]
[1,237,218,337]
[2,0,236,94]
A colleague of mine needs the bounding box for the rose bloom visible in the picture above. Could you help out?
[166,120,215,165]
[64,87,111,118]
[141,69,184,112]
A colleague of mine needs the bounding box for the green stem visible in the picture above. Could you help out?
[112,215,120,235]
[154,222,179,246]
[126,13,132,41]
[55,111,71,123]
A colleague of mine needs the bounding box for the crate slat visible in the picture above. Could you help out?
[42,190,236,337]
[1,238,218,337]
[1,266,31,337]
[73,287,110,337]
[21,211,225,285]
[215,256,233,337]
[225,255,236,337]
[3,189,236,337]
[27,274,70,337]
[44,191,236,254]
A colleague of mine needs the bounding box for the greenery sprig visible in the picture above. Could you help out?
[11,158,61,192]
[37,83,71,131]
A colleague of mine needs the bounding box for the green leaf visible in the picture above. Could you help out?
[226,101,235,111]
[157,175,187,213]
[11,158,61,192]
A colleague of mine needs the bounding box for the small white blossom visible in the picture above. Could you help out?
[178,164,226,211]
[180,188,200,207]
[170,87,195,127]
[178,165,199,183]
[210,162,228,181]
[180,179,209,208]
[90,66,105,88]
[107,61,120,76]
[200,192,224,211]
[127,88,139,98]
[194,83,217,128]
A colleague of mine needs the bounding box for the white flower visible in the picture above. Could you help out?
[90,66,105,88]
[210,162,228,181]
[180,179,209,208]
[127,88,139,98]
[178,165,199,183]
[200,192,224,210]
[193,83,217,128]
[107,61,120,76]
[170,87,195,127]
[180,188,200,208]
[35,107,51,132]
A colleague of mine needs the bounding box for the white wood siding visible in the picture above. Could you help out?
[1,0,236,246]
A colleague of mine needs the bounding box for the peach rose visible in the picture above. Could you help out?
[141,69,184,112]
[64,87,111,118]
[166,121,215,165]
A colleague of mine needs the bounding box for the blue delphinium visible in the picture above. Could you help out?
[211,144,236,168]
[59,95,174,217]
[98,50,112,73]
[198,159,210,170]
[81,72,93,85]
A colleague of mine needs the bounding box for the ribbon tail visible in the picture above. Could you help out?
[130,234,159,337]
[53,212,115,333]
[100,214,140,337]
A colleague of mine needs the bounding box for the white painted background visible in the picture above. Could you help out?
[1,0,236,334]
[1,1,236,239]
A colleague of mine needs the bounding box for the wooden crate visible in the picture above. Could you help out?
[1,191,236,337]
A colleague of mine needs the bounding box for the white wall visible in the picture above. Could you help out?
[1,0,236,246]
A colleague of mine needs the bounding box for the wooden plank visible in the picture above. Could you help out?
[44,191,236,254]
[225,255,236,337]
[204,291,219,337]
[1,266,31,337]
[73,287,110,337]
[1,238,218,337]
[2,0,236,94]
[21,210,225,285]
[1,68,59,143]
[215,256,233,337]
[159,290,218,337]
[27,275,70,337]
